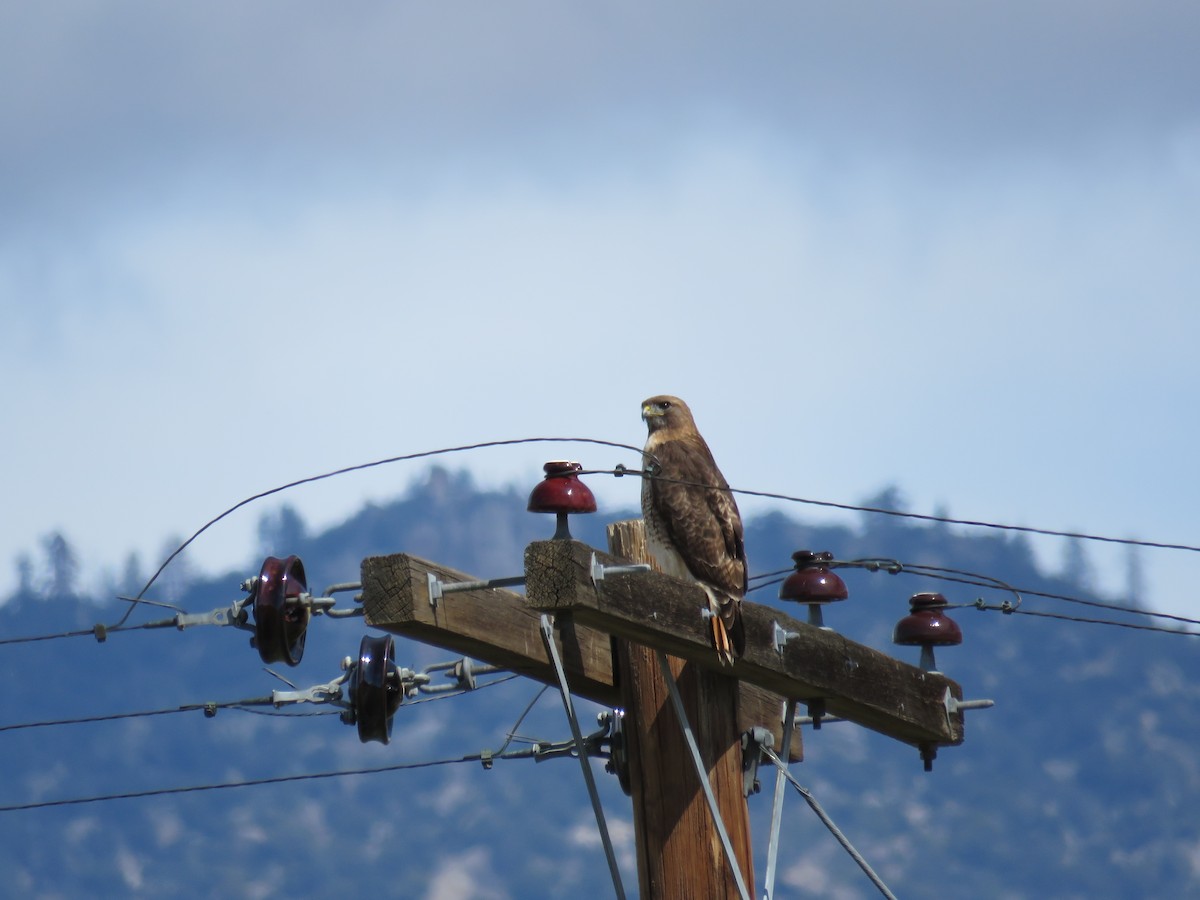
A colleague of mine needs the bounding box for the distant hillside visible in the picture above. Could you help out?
[1,468,1196,898]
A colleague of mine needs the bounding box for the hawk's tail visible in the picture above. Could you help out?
[703,587,745,666]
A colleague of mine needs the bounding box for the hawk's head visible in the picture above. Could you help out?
[641,395,696,434]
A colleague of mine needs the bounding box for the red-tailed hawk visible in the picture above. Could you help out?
[640,395,747,664]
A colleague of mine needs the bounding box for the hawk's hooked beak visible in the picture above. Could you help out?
[641,403,661,422]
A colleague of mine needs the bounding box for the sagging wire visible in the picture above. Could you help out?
[0,670,523,735]
[997,607,1200,635]
[621,468,1200,555]
[108,437,653,631]
[0,626,110,647]
[0,723,621,815]
[10,440,1197,647]
[760,744,899,900]
[829,557,1200,636]
[487,684,550,759]
[896,562,1200,627]
[836,559,1022,611]
[0,706,198,733]
[405,673,523,706]
[0,755,493,814]
[131,444,1198,634]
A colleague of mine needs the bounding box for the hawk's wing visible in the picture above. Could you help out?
[644,433,747,598]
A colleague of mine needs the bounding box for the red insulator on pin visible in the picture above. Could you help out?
[893,592,962,674]
[778,550,848,629]
[527,461,597,540]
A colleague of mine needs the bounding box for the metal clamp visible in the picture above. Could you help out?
[175,582,365,631]
[174,597,253,632]
[269,667,356,709]
[417,657,506,696]
[530,721,614,764]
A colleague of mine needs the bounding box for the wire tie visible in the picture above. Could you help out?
[92,623,107,643]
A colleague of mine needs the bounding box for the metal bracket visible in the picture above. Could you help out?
[589,552,651,585]
[427,572,526,608]
[794,712,845,727]
[806,697,828,730]
[740,726,774,797]
[599,709,631,795]
[773,621,799,654]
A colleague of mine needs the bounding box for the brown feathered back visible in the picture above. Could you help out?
[640,395,747,598]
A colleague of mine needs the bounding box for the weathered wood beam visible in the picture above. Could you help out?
[359,552,797,751]
[524,539,965,748]
[361,552,618,706]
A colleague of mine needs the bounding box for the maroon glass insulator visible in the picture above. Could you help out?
[349,633,403,745]
[893,592,962,672]
[779,550,848,628]
[527,461,597,540]
[252,555,310,666]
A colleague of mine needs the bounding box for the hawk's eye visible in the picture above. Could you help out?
[660,401,671,410]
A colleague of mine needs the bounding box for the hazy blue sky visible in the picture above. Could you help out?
[3,2,1198,626]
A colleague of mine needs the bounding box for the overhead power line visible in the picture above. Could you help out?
[0,683,569,815]
[7,436,1194,647]
[114,437,650,628]
[0,756,474,813]
[748,558,1200,638]
[619,469,1200,555]
[0,672,523,735]
[129,437,1198,622]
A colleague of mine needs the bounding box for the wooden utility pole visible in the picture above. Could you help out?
[607,519,754,899]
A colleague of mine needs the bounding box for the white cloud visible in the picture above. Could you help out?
[116,844,145,891]
[568,812,636,874]
[423,846,510,900]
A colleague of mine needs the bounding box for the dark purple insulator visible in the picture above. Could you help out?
[527,461,596,540]
[893,593,963,647]
[779,550,848,604]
